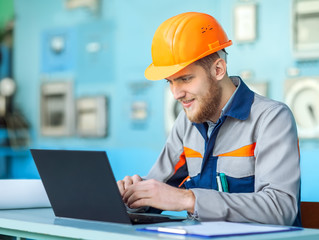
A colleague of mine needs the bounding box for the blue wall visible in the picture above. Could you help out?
[11,0,319,201]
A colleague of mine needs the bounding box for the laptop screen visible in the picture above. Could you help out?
[31,149,131,224]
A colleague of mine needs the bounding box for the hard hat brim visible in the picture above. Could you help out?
[145,62,190,81]
[144,40,232,81]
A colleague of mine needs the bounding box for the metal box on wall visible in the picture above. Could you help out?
[40,81,74,136]
[76,96,108,137]
[292,0,319,59]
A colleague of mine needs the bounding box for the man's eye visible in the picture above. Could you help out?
[166,80,172,84]
[181,77,192,82]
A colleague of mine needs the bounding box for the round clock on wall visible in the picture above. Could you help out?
[285,77,319,139]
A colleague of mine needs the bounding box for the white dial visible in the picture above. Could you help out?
[0,78,16,97]
[285,78,319,138]
[50,36,65,54]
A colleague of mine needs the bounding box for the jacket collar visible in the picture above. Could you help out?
[192,77,254,138]
[224,76,254,120]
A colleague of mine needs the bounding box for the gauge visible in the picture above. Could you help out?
[285,77,319,138]
[0,77,16,97]
[50,36,65,54]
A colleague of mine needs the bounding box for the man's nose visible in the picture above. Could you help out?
[170,83,185,100]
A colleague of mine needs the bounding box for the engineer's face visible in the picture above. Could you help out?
[166,63,222,123]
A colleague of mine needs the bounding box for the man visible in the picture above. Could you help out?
[117,12,301,226]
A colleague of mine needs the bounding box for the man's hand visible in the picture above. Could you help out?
[117,174,143,196]
[122,179,195,213]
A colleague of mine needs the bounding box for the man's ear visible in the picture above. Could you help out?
[211,58,227,81]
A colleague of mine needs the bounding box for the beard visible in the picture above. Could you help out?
[184,76,222,123]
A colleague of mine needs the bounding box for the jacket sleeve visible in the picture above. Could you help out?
[191,103,300,226]
[145,111,187,184]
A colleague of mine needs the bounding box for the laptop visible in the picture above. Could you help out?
[30,149,186,225]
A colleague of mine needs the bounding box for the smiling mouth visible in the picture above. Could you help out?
[181,99,195,108]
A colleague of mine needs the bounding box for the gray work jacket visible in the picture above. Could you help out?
[146,77,301,226]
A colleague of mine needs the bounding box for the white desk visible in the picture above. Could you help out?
[0,208,319,240]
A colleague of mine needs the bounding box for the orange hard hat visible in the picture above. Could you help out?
[145,12,232,80]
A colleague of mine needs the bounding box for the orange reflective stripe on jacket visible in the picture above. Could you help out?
[184,147,203,158]
[174,147,203,174]
[174,151,186,174]
[217,142,256,157]
[178,176,190,188]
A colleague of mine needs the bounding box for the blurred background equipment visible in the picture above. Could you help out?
[41,27,77,73]
[293,0,319,59]
[285,77,319,138]
[40,81,74,136]
[234,2,257,43]
[76,96,108,137]
[0,21,30,178]
[0,76,29,148]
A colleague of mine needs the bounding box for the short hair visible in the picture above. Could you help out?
[194,49,228,75]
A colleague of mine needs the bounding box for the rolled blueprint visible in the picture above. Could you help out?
[0,179,51,209]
